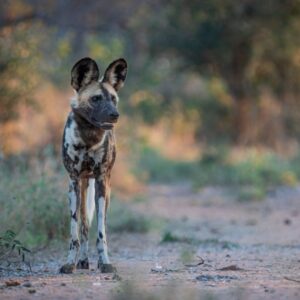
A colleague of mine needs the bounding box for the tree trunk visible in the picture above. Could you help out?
[227,78,254,145]
[233,97,253,145]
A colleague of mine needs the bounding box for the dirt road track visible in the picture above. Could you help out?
[1,184,300,299]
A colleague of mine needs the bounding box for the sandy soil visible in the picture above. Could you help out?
[1,184,300,299]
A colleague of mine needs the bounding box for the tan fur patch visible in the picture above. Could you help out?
[102,83,119,102]
[71,81,119,109]
[80,178,89,235]
[79,82,103,106]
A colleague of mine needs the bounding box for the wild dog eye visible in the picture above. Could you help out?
[91,95,102,103]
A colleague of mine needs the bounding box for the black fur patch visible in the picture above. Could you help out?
[74,156,79,164]
[72,211,77,221]
[71,58,99,91]
[70,239,80,250]
[74,143,85,151]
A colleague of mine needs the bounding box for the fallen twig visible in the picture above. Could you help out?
[184,256,205,267]
[284,277,300,283]
[217,264,246,271]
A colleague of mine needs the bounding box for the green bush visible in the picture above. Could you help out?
[133,146,197,183]
[0,230,31,265]
[133,144,300,194]
[194,151,297,188]
[0,157,69,247]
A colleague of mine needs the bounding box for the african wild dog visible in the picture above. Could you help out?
[60,57,127,274]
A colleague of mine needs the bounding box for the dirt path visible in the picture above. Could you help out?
[1,184,300,299]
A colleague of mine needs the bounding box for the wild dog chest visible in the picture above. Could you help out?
[62,116,116,178]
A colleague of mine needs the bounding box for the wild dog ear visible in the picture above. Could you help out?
[103,58,127,91]
[71,57,100,91]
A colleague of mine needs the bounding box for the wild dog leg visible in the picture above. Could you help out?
[60,178,81,274]
[77,178,89,269]
[95,178,115,273]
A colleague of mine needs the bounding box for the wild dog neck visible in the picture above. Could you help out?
[72,109,108,149]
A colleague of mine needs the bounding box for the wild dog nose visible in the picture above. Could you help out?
[109,112,119,120]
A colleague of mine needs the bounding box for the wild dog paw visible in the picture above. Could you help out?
[59,263,76,274]
[98,263,116,273]
[77,258,89,269]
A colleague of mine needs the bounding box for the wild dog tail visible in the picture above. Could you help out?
[86,178,95,226]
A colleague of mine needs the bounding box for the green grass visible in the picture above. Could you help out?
[107,200,153,233]
[161,231,239,249]
[134,145,300,199]
[0,157,69,247]
[195,151,296,187]
[133,146,198,183]
[234,185,267,202]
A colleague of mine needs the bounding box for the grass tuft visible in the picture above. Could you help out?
[108,200,152,233]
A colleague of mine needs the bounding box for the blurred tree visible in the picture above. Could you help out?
[0,0,40,123]
[148,0,300,144]
[2,0,300,149]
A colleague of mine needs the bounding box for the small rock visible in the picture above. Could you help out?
[61,283,66,286]
[154,263,163,271]
[23,282,32,288]
[284,219,291,225]
[28,289,36,294]
[151,263,164,273]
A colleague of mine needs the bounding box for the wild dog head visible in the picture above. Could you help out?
[71,57,127,130]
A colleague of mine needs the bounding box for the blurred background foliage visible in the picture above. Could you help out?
[1,0,300,246]
[1,0,300,149]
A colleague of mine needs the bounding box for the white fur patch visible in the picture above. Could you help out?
[97,196,110,264]
[64,119,82,152]
[86,178,95,226]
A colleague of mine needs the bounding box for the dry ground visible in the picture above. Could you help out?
[1,184,300,299]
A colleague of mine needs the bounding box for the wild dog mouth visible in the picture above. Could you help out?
[97,122,114,130]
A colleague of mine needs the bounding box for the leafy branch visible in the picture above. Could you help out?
[0,230,31,270]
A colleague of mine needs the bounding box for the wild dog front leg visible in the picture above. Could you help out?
[95,179,115,273]
[60,178,81,274]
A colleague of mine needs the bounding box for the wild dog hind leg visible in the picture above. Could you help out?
[77,178,89,269]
